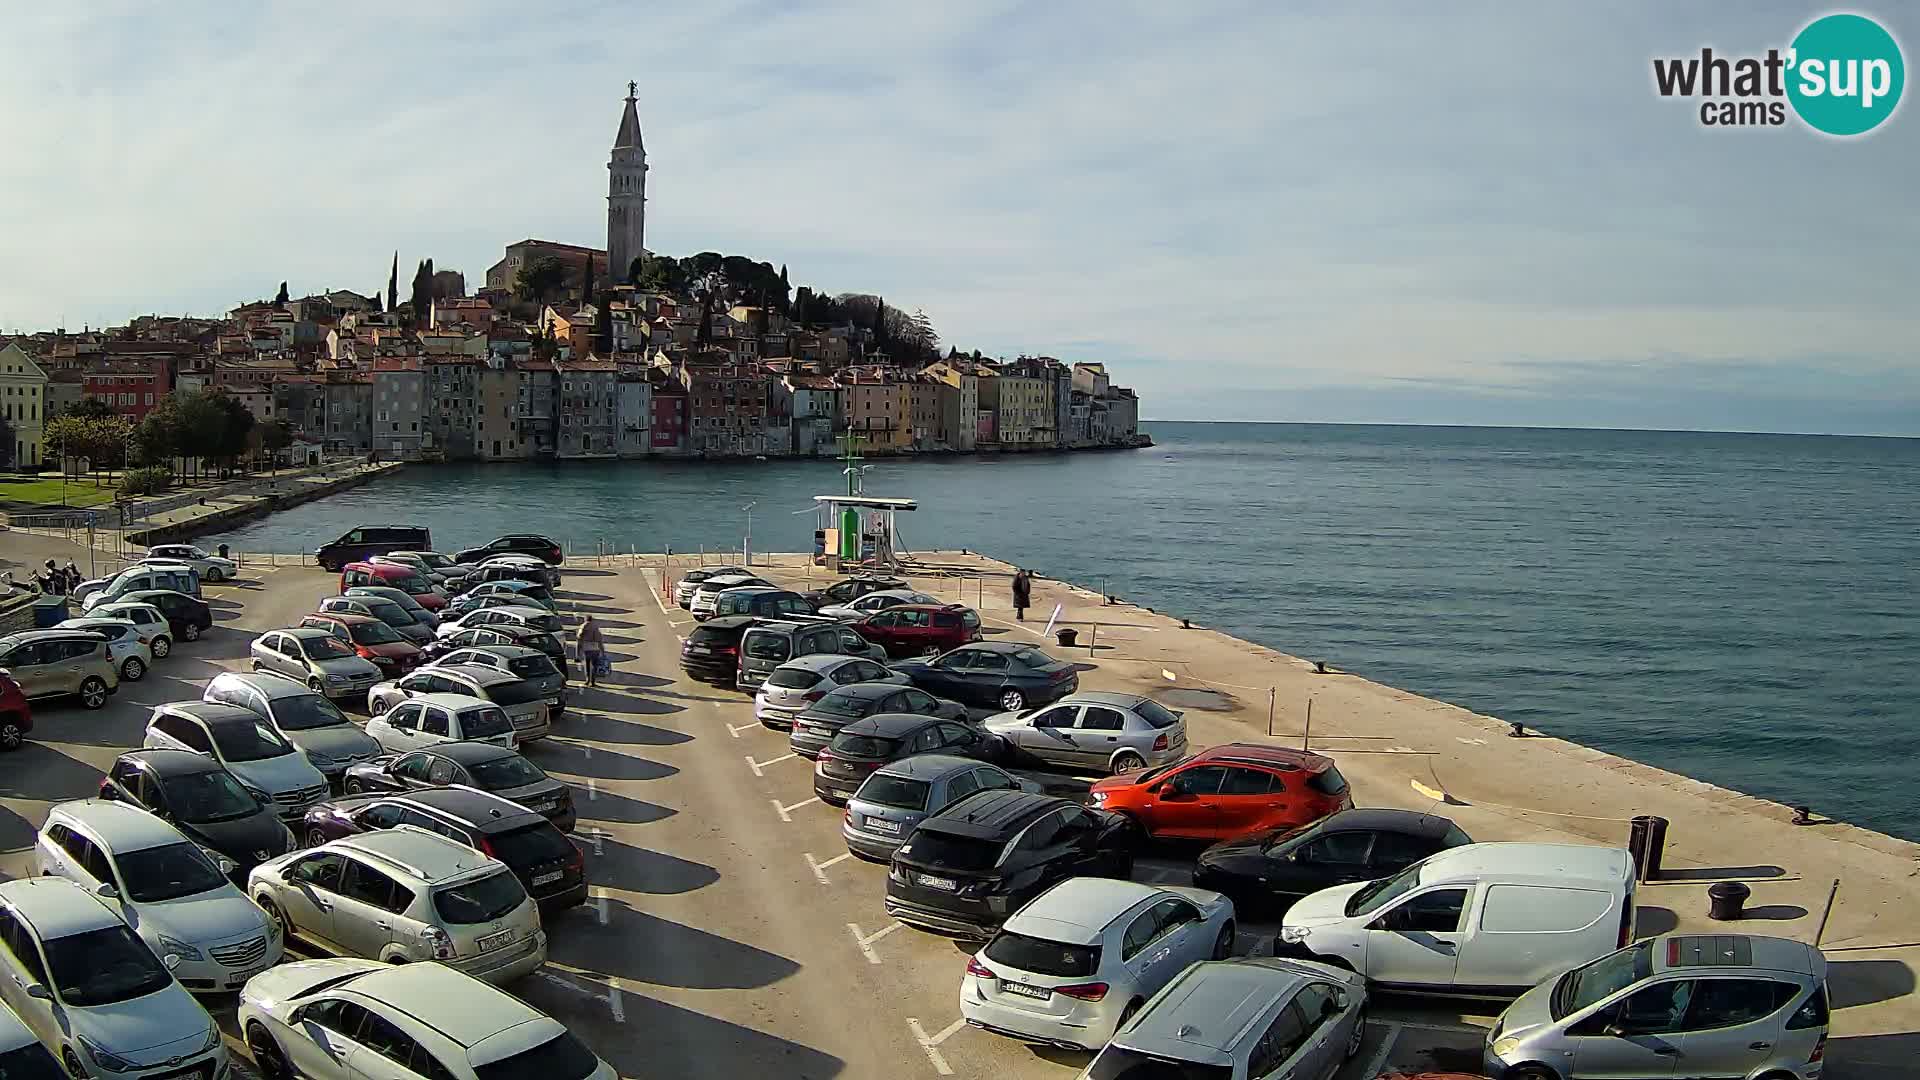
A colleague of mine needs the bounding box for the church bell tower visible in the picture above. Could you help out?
[607,82,648,285]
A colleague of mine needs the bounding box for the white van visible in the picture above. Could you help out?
[1273,842,1634,995]
[81,562,202,611]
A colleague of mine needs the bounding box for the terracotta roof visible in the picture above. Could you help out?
[372,357,421,372]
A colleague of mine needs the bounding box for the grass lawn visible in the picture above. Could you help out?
[0,475,119,509]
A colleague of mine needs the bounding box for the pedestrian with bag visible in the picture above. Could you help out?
[576,614,608,687]
[1012,569,1032,622]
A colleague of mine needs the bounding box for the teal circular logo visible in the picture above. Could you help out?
[1787,13,1905,136]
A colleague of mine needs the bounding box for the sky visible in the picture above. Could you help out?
[1,2,1915,435]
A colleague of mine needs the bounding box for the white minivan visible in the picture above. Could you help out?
[1274,842,1635,995]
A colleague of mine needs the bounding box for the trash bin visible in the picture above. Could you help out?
[1628,815,1670,881]
[1056,628,1078,647]
[1708,881,1751,921]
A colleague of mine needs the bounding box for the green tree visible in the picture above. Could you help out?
[872,296,890,354]
[0,413,14,468]
[172,391,226,480]
[135,398,184,472]
[582,257,595,305]
[776,264,791,314]
[387,251,399,313]
[274,281,289,307]
[516,256,570,305]
[69,397,115,420]
[259,418,293,468]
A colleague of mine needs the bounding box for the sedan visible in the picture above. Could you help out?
[789,682,969,759]
[816,588,941,621]
[454,533,565,566]
[248,628,382,700]
[813,714,1006,804]
[754,654,907,730]
[674,565,748,607]
[983,692,1188,775]
[1193,808,1473,914]
[315,595,432,644]
[336,743,574,830]
[435,604,563,637]
[844,756,1039,861]
[142,543,239,583]
[891,642,1079,713]
[960,878,1236,1051]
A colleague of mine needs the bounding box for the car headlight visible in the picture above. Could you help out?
[1278,925,1311,944]
[76,1036,139,1073]
[242,784,271,804]
[1090,791,1108,804]
[325,673,348,683]
[1490,1036,1522,1057]
[157,934,204,963]
[372,655,396,666]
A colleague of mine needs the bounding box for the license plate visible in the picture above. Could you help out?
[999,980,1050,1000]
[477,929,515,952]
[532,871,563,886]
[686,645,709,654]
[867,818,901,835]
[804,724,831,736]
[916,873,957,891]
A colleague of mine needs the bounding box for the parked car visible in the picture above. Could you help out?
[1194,808,1474,914]
[467,558,558,588]
[850,603,982,658]
[0,672,29,751]
[891,642,1080,712]
[425,623,570,676]
[316,594,432,645]
[341,562,446,612]
[674,565,748,607]
[300,787,585,911]
[435,603,563,637]
[1275,842,1636,995]
[249,628,383,701]
[711,586,819,621]
[961,878,1237,1050]
[679,615,755,685]
[298,612,424,673]
[344,584,441,627]
[689,574,774,619]
[454,533,564,566]
[142,702,331,821]
[202,672,383,786]
[339,742,575,830]
[36,800,283,993]
[843,756,1039,861]
[816,588,942,621]
[983,692,1188,776]
[314,524,433,573]
[98,749,298,881]
[1091,743,1354,842]
[1484,934,1830,1080]
[373,550,471,590]
[79,563,201,611]
[248,826,546,984]
[790,682,970,759]
[53,617,152,681]
[814,713,1006,805]
[115,588,213,643]
[87,600,174,656]
[141,543,239,583]
[753,652,904,728]
[886,790,1135,938]
[739,620,887,692]
[369,663,555,744]
[457,578,557,610]
[803,574,909,608]
[237,959,614,1080]
[0,629,119,709]
[0,877,227,1080]
[434,645,569,702]
[1078,957,1368,1080]
[365,693,516,753]
[0,999,61,1080]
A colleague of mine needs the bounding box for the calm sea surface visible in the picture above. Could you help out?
[208,424,1920,839]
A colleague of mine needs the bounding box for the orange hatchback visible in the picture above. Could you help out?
[1088,742,1352,842]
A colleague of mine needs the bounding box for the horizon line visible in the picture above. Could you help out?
[1137,418,1920,441]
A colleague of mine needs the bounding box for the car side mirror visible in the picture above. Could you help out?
[95,883,120,900]
[26,984,51,1001]
[1324,991,1346,1015]
[1603,1023,1629,1038]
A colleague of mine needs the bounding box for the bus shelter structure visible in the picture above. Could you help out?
[812,494,917,569]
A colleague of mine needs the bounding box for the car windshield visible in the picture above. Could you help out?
[903,829,1002,872]
[830,733,899,758]
[522,632,563,654]
[506,655,558,680]
[985,930,1101,978]
[164,770,261,823]
[487,680,547,706]
[488,822,574,866]
[472,1030,600,1080]
[366,601,416,625]
[43,925,174,1007]
[272,692,351,731]
[1135,700,1181,729]
[461,707,513,738]
[0,1042,64,1080]
[856,774,929,811]
[303,636,357,660]
[116,842,228,903]
[1084,1048,1232,1080]
[1131,758,1192,787]
[1345,859,1426,916]
[432,869,527,924]
[391,574,432,594]
[767,667,820,689]
[743,633,791,661]
[1553,941,1653,1020]
[469,754,548,788]
[349,622,404,646]
[212,720,295,762]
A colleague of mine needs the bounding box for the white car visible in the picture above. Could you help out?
[435,604,563,638]
[239,958,615,1080]
[36,800,282,994]
[688,573,772,618]
[366,692,517,753]
[142,701,330,821]
[0,877,227,1080]
[369,663,555,745]
[674,565,748,606]
[86,600,174,657]
[960,878,1236,1051]
[55,618,153,681]
[817,588,943,621]
[141,544,238,583]
[0,998,62,1078]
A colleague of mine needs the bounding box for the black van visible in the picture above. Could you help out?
[315,524,433,571]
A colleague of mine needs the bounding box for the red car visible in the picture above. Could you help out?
[0,672,31,750]
[850,603,982,658]
[299,613,424,673]
[340,561,447,611]
[1089,743,1352,842]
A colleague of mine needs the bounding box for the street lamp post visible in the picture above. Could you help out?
[742,501,757,567]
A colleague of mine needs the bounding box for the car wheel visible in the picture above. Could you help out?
[998,689,1025,711]
[306,828,328,846]
[121,657,146,681]
[79,677,108,710]
[247,1022,294,1080]
[182,622,201,641]
[309,678,324,693]
[1504,1067,1557,1080]
[259,896,292,941]
[1116,999,1144,1030]
[344,778,362,794]
[0,721,21,751]
[1111,749,1145,774]
[205,567,224,583]
[62,1047,86,1080]
[1212,921,1235,959]
[1344,1008,1366,1060]
[151,635,171,658]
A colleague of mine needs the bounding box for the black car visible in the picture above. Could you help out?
[97,749,296,883]
[890,642,1078,713]
[315,524,434,573]
[680,615,755,685]
[301,787,586,911]
[424,624,570,677]
[885,790,1133,937]
[340,743,575,831]
[813,713,1006,805]
[118,589,214,642]
[803,575,909,608]
[1192,808,1474,913]
[454,534,564,566]
[789,683,970,759]
[467,563,556,589]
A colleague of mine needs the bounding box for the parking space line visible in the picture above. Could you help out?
[587,777,598,801]
[581,828,606,855]
[807,850,852,883]
[848,920,902,964]
[592,889,609,925]
[746,752,797,776]
[727,721,760,739]
[1358,1020,1400,1079]
[906,1016,963,1075]
[774,796,820,822]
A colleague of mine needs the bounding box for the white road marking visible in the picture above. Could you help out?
[1456,736,1488,745]
[583,828,606,856]
[906,1017,962,1075]
[848,921,902,964]
[807,851,852,883]
[1359,1020,1400,1079]
[593,890,609,925]
[774,796,820,822]
[587,777,598,801]
[746,752,796,776]
[1388,745,1416,754]
[727,721,760,739]
[537,968,626,1023]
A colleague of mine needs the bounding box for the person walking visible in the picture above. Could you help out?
[1012,569,1032,622]
[575,614,607,688]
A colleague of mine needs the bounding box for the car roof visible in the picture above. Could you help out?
[1,629,100,645]
[387,786,539,825]
[314,612,381,625]
[1653,935,1823,976]
[281,627,340,640]
[333,827,498,882]
[777,653,867,672]
[413,692,494,711]
[448,644,542,660]
[0,877,124,938]
[963,641,1040,655]
[425,742,521,765]
[58,617,135,629]
[1314,808,1457,837]
[691,615,756,632]
[209,670,312,700]
[122,588,194,601]
[424,663,514,686]
[338,963,542,1047]
[1191,742,1335,773]
[1415,842,1630,887]
[157,700,267,727]
[1008,879,1164,943]
[922,789,1060,838]
[718,585,779,595]
[870,754,981,780]
[889,603,969,614]
[50,798,189,852]
[1064,691,1155,709]
[842,712,941,737]
[827,682,908,701]
[117,748,226,777]
[1117,958,1320,1058]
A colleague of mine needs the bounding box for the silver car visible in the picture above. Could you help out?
[816,588,941,621]
[370,663,555,744]
[843,755,1037,860]
[142,543,239,583]
[56,617,154,681]
[203,671,383,785]
[88,600,176,656]
[755,653,905,729]
[345,584,440,628]
[983,692,1189,775]
[673,566,748,607]
[316,595,434,644]
[435,604,563,638]
[250,628,383,700]
[1485,935,1830,1080]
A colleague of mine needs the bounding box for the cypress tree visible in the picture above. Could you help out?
[387,252,399,313]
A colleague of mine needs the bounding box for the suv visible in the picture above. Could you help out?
[738,620,889,691]
[54,617,153,681]
[301,786,585,910]
[366,693,516,753]
[454,535,564,566]
[79,563,201,611]
[0,629,119,709]
[680,615,755,685]
[0,672,30,750]
[202,672,382,786]
[338,743,575,830]
[341,563,447,612]
[370,664,555,744]
[803,574,909,608]
[117,588,213,642]
[250,628,383,700]
[314,524,433,573]
[143,702,331,820]
[710,587,818,621]
[1091,743,1353,843]
[886,790,1135,937]
[457,579,557,610]
[674,565,747,607]
[248,826,546,984]
[299,612,424,673]
[850,603,982,658]
[98,749,298,881]
[434,645,569,699]
[689,574,773,619]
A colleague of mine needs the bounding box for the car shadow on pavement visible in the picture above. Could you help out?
[554,591,613,602]
[1634,905,1680,937]
[566,790,676,827]
[0,802,37,853]
[0,744,105,805]
[538,738,685,779]
[1828,958,1917,1009]
[564,690,687,718]
[556,899,801,989]
[564,603,627,616]
[551,709,691,746]
[591,836,720,895]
